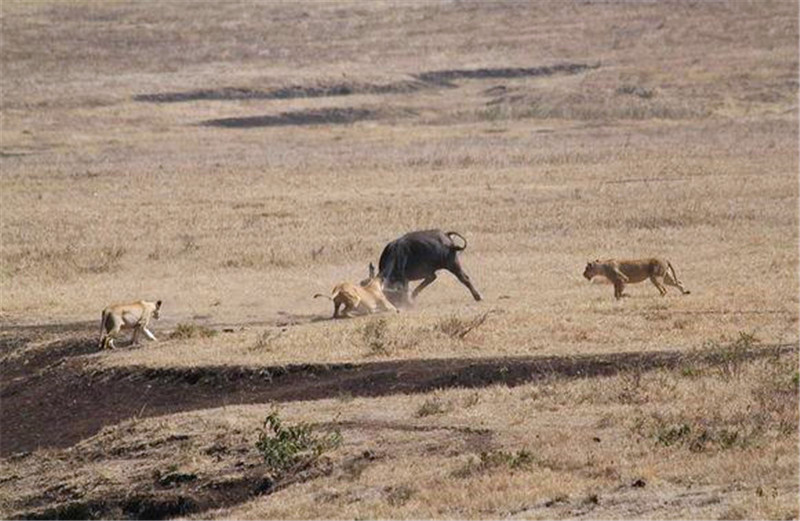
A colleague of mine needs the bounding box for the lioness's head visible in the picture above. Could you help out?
[153,300,163,320]
[583,261,600,280]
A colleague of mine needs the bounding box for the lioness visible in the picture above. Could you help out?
[99,299,162,349]
[315,264,399,318]
[583,258,690,299]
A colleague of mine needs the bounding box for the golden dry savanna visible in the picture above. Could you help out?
[1,1,798,519]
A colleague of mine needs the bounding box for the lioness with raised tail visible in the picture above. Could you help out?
[315,264,398,318]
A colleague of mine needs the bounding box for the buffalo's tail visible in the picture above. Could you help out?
[446,231,468,251]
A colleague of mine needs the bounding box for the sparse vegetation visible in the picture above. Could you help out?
[360,317,419,357]
[84,246,127,274]
[384,484,415,507]
[251,329,282,351]
[361,317,391,356]
[255,410,341,475]
[435,311,493,340]
[415,396,448,417]
[452,449,534,478]
[626,346,800,455]
[169,323,218,340]
[703,330,759,380]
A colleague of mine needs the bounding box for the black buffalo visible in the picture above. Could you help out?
[376,229,482,306]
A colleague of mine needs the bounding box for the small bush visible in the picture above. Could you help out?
[654,420,755,453]
[435,311,491,340]
[85,245,126,274]
[169,323,218,340]
[178,234,199,254]
[255,410,341,474]
[462,392,480,408]
[250,329,282,351]
[416,397,448,417]
[384,484,415,506]
[485,449,534,470]
[220,249,297,269]
[362,318,390,356]
[452,449,534,478]
[361,318,419,357]
[616,84,656,99]
[617,368,645,404]
[656,423,691,447]
[703,330,759,380]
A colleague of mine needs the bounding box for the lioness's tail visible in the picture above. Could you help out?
[446,231,468,251]
[667,261,691,295]
[313,293,333,301]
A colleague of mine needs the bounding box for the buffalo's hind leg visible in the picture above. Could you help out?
[412,273,437,299]
[449,260,482,301]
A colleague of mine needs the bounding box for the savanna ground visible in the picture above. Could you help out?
[1,1,798,519]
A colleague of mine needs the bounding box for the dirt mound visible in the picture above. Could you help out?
[1,335,96,381]
[2,336,795,456]
[14,457,326,520]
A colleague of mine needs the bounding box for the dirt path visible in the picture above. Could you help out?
[1,332,796,456]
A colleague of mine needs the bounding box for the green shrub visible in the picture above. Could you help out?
[255,410,341,474]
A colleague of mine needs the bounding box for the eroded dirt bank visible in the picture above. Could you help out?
[2,332,795,456]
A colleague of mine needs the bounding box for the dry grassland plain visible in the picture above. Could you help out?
[1,1,798,519]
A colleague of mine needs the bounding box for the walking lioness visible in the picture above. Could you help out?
[99,300,162,349]
[583,258,690,299]
[315,264,399,318]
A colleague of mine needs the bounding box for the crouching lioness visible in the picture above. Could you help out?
[99,299,162,349]
[315,264,399,319]
[583,258,690,299]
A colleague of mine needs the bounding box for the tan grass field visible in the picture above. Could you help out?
[1,1,798,519]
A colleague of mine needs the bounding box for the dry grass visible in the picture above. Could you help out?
[0,0,797,518]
